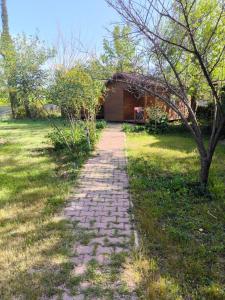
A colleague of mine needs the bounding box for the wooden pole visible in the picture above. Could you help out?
[144,94,147,123]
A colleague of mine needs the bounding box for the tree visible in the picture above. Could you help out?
[106,0,225,186]
[49,63,103,149]
[1,0,9,35]
[12,34,54,118]
[0,0,17,118]
[101,25,141,76]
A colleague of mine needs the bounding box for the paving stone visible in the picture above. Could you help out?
[64,124,136,298]
[96,245,114,255]
[62,293,74,300]
[98,229,115,236]
[76,245,93,255]
[95,254,106,264]
[115,247,129,253]
[73,294,85,300]
[83,255,93,264]
[106,237,126,245]
[73,264,87,276]
[89,237,106,245]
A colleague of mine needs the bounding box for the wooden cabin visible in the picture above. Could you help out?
[104,72,187,123]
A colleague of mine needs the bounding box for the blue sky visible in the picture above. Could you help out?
[6,0,121,53]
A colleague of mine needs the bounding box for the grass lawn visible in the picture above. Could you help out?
[126,132,225,300]
[0,119,85,299]
[0,98,9,106]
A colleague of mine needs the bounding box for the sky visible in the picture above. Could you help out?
[6,0,121,53]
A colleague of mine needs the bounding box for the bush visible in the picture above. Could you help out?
[48,125,91,156]
[96,119,107,130]
[16,103,48,119]
[146,106,169,134]
[47,120,105,159]
[30,102,49,119]
[16,106,27,119]
[196,104,225,138]
[122,123,146,133]
[196,103,214,120]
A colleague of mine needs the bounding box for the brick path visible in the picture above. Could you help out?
[64,124,137,300]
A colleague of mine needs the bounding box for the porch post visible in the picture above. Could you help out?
[144,94,147,122]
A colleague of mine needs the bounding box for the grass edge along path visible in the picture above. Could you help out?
[125,131,225,300]
[0,119,97,299]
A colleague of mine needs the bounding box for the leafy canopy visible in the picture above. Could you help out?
[49,63,103,119]
[101,25,141,75]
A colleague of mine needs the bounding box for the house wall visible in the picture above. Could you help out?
[123,90,145,120]
[104,83,188,122]
[104,82,124,121]
[122,90,185,121]
[146,96,188,121]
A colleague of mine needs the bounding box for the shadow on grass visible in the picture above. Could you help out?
[126,133,225,300]
[144,134,197,154]
[0,119,80,299]
[0,219,77,299]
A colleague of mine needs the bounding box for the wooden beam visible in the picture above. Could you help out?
[144,94,147,122]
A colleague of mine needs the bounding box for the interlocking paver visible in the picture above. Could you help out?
[64,124,137,299]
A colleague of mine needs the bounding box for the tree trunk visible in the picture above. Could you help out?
[191,95,197,113]
[1,0,18,118]
[9,90,17,118]
[200,156,211,186]
[24,98,31,118]
[200,116,225,186]
[188,95,197,121]
[1,0,9,35]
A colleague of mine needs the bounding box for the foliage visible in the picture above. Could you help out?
[196,103,214,121]
[122,123,145,133]
[48,63,104,152]
[145,106,169,134]
[106,0,225,185]
[15,102,49,119]
[126,132,225,300]
[49,64,103,116]
[0,33,54,118]
[13,34,54,118]
[100,25,141,76]
[96,119,107,130]
[48,123,93,155]
[153,0,225,106]
[0,0,17,117]
[48,120,107,161]
[0,98,8,106]
[122,106,169,134]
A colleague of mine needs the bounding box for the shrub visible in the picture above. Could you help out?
[16,106,26,119]
[96,119,107,130]
[29,102,48,119]
[16,102,60,119]
[48,125,91,156]
[122,123,146,133]
[196,103,225,138]
[196,103,214,120]
[146,106,169,134]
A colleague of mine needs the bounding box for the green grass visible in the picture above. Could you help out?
[0,119,84,299]
[0,98,9,106]
[125,132,225,300]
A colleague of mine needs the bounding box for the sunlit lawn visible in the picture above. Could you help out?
[0,119,78,299]
[126,132,225,300]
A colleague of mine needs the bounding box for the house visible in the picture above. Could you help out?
[104,72,187,122]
